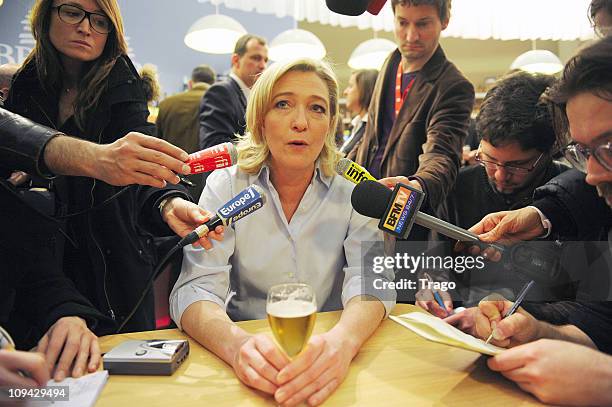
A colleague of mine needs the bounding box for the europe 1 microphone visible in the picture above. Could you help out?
[117,184,266,333]
[178,184,266,247]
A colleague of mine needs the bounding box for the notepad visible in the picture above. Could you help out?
[25,370,109,407]
[390,312,504,356]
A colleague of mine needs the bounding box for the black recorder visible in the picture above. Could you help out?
[103,340,189,375]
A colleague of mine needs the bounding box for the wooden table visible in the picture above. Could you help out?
[97,304,542,406]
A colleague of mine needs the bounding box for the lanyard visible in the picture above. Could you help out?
[394,62,416,117]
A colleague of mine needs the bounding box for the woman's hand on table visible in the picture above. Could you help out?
[274,332,355,406]
[231,333,290,395]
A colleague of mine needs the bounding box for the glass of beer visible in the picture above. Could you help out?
[266,283,317,359]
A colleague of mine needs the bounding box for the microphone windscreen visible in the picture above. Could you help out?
[351,180,391,219]
[335,157,352,175]
[326,0,369,15]
[227,142,238,165]
[367,0,387,15]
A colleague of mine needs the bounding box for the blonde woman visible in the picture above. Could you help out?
[171,58,395,406]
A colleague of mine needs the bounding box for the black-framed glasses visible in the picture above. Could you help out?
[52,4,113,34]
[562,142,612,173]
[475,147,544,176]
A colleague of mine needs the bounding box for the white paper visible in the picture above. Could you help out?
[390,312,504,356]
[25,370,108,407]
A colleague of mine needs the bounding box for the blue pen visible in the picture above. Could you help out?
[485,280,535,344]
[424,272,451,316]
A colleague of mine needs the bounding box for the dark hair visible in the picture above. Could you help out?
[25,0,128,130]
[353,69,378,111]
[391,0,451,22]
[192,64,216,85]
[476,71,557,153]
[588,0,612,26]
[552,36,612,106]
[234,34,266,57]
[548,37,612,147]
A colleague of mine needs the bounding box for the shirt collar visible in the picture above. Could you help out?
[253,160,332,190]
[230,72,250,100]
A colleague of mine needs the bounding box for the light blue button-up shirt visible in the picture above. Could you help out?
[170,163,396,327]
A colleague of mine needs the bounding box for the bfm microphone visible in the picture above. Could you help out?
[179,184,266,247]
[187,142,238,174]
[351,179,494,244]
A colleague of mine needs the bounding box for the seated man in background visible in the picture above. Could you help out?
[417,72,569,316]
[453,36,612,406]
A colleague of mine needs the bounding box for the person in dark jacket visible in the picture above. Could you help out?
[340,69,377,155]
[198,34,268,151]
[417,72,570,316]
[0,108,223,384]
[4,0,223,345]
[354,0,475,241]
[455,36,612,406]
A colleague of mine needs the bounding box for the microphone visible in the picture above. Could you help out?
[118,184,265,333]
[186,142,238,174]
[179,184,266,247]
[351,180,489,243]
[367,0,387,15]
[325,0,370,15]
[335,158,377,184]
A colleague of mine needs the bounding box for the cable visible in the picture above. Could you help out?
[115,232,199,333]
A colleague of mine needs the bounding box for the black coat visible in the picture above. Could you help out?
[0,108,112,349]
[198,76,247,150]
[5,55,190,333]
[524,169,612,354]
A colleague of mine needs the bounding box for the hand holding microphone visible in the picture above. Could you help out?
[336,158,499,244]
[118,184,266,333]
[161,198,224,249]
[178,184,266,248]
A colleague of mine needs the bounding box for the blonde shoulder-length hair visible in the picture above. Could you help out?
[237,58,342,178]
[24,0,128,130]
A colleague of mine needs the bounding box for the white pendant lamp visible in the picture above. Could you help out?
[184,13,246,54]
[268,2,326,62]
[268,28,326,61]
[510,40,563,75]
[348,38,395,70]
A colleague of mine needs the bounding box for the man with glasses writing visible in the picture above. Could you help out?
[416,72,570,316]
[451,36,612,406]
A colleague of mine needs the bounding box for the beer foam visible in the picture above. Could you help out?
[266,300,317,318]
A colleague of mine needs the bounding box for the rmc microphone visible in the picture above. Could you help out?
[187,142,238,174]
[179,184,266,247]
[351,179,491,243]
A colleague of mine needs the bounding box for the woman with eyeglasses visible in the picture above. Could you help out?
[3,0,223,382]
